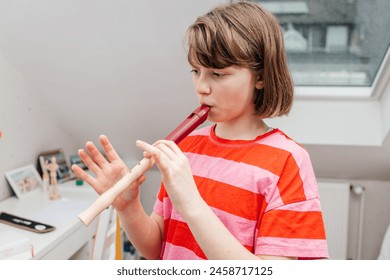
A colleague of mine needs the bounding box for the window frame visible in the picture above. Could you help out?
[295,45,390,100]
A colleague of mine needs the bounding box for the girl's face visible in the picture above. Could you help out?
[191,64,263,124]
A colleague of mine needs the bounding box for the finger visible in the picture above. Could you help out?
[78,148,101,175]
[154,139,183,155]
[99,135,121,163]
[143,151,153,158]
[135,175,146,186]
[136,140,170,169]
[136,140,160,158]
[154,140,185,161]
[136,140,176,174]
[154,142,177,160]
[71,164,97,187]
[86,141,109,167]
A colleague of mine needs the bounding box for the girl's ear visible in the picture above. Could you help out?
[255,73,264,90]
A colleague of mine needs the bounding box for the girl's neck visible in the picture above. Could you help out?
[214,116,269,140]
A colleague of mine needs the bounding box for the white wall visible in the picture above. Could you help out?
[267,98,383,146]
[139,169,161,215]
[0,50,77,201]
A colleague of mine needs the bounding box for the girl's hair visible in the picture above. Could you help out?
[187,1,293,118]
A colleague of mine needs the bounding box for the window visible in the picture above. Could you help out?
[252,0,390,91]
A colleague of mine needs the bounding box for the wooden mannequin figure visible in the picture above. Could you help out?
[44,156,61,200]
[40,156,50,193]
[42,171,50,193]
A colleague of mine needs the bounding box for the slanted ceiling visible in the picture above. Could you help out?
[0,0,221,151]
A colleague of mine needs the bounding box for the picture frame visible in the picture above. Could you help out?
[5,164,43,199]
[38,149,73,183]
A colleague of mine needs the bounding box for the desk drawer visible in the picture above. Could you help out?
[39,226,91,260]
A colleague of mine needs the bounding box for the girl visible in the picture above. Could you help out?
[73,1,328,260]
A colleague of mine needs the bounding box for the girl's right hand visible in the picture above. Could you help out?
[71,135,145,210]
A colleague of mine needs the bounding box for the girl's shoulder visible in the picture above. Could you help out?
[260,128,311,158]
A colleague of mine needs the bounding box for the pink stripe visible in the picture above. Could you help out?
[154,196,176,220]
[162,242,203,260]
[186,152,283,210]
[153,197,165,217]
[260,131,319,200]
[256,236,329,258]
[164,201,257,247]
[155,196,182,221]
[277,198,323,212]
[211,207,257,247]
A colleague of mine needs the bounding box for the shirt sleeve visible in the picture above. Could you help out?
[255,153,329,259]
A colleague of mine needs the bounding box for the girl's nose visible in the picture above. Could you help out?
[195,76,211,96]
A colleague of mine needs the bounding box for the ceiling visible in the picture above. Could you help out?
[0,0,389,181]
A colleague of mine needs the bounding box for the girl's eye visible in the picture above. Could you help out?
[191,69,199,75]
[212,72,225,78]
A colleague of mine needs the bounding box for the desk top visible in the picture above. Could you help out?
[0,181,98,259]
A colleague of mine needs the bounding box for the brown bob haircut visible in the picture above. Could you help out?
[187,1,294,118]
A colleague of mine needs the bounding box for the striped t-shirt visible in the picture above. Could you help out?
[153,125,329,259]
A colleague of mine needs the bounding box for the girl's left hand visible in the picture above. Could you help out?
[136,139,200,215]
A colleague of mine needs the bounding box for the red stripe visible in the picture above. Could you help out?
[180,135,292,176]
[157,183,165,201]
[277,155,306,203]
[163,218,206,259]
[258,210,326,239]
[195,176,264,221]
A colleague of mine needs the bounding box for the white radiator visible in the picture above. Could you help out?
[318,181,350,259]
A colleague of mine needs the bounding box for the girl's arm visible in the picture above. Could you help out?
[117,203,163,260]
[72,135,163,259]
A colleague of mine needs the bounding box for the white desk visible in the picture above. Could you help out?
[0,181,99,259]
